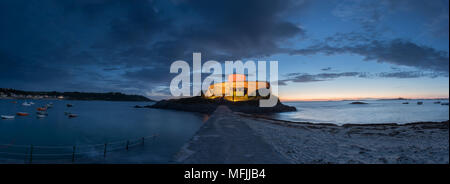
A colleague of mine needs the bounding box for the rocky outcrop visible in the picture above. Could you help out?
[350,101,368,104]
[148,96,296,114]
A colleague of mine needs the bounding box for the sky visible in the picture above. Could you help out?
[0,0,448,101]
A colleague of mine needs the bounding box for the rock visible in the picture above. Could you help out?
[350,101,368,104]
[149,96,296,114]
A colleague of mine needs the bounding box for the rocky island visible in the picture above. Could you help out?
[148,96,296,114]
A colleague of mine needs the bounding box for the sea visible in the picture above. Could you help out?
[0,99,448,163]
[274,99,449,125]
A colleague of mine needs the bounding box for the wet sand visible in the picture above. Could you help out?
[176,106,449,164]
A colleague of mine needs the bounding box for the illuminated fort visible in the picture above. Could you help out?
[204,74,271,102]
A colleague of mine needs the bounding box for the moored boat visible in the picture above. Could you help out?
[402,102,409,104]
[36,111,48,115]
[417,101,423,105]
[22,102,31,106]
[36,114,46,118]
[16,112,29,116]
[37,107,47,111]
[67,104,73,107]
[68,114,78,118]
[1,115,15,119]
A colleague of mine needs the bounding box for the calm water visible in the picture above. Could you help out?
[273,100,449,125]
[0,100,203,162]
[1,99,449,162]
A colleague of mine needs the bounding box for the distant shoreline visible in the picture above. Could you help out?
[0,88,154,102]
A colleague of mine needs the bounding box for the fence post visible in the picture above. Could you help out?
[142,137,145,146]
[126,140,129,151]
[72,146,76,163]
[29,145,33,164]
[103,143,107,158]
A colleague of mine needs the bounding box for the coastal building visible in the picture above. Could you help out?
[204,74,271,102]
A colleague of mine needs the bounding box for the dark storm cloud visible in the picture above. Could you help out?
[0,0,306,96]
[290,39,449,73]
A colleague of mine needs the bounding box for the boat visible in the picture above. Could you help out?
[29,102,35,105]
[36,111,48,115]
[441,103,449,106]
[66,104,73,107]
[1,115,15,119]
[417,101,423,105]
[68,114,78,118]
[45,104,53,108]
[402,102,409,104]
[37,107,47,111]
[22,102,31,106]
[36,114,46,118]
[16,112,29,116]
[434,101,441,104]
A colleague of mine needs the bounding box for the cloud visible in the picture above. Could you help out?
[377,71,448,79]
[280,70,448,85]
[280,72,362,84]
[332,0,449,38]
[290,39,449,73]
[0,0,306,97]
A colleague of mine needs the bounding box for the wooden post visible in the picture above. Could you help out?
[103,143,107,158]
[126,140,129,151]
[72,146,76,163]
[29,145,33,164]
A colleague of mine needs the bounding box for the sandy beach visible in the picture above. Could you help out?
[176,106,449,164]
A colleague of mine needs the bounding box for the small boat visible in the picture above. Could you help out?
[22,102,31,106]
[66,104,73,107]
[402,102,409,104]
[417,101,423,105]
[36,114,46,118]
[29,102,35,105]
[1,115,15,119]
[45,104,53,108]
[68,114,78,118]
[434,101,441,104]
[16,112,29,116]
[441,103,449,106]
[36,111,48,115]
[37,107,47,111]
